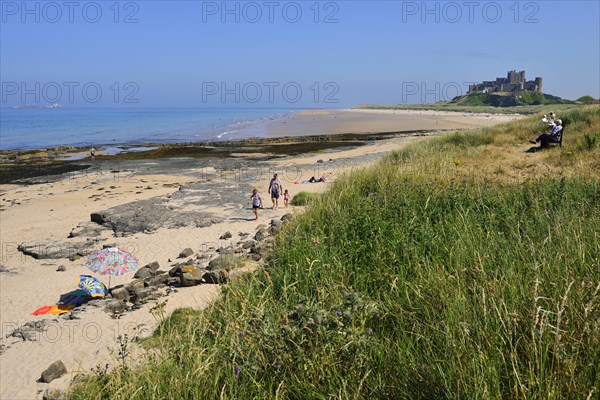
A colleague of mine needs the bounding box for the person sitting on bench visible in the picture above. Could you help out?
[531,119,562,148]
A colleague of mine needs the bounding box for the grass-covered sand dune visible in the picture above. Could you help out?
[71,106,599,399]
[356,103,584,116]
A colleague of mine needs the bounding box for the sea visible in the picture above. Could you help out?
[0,107,297,151]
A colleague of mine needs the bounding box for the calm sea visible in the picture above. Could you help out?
[0,108,294,151]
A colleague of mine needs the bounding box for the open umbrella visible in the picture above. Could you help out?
[84,247,139,289]
[78,276,108,298]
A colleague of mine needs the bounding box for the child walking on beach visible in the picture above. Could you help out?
[251,188,263,221]
[283,189,291,208]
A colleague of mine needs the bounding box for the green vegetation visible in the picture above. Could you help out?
[577,95,596,104]
[71,106,600,400]
[449,92,574,107]
[357,92,576,113]
[355,102,581,115]
[290,191,321,206]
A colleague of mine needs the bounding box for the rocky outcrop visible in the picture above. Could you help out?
[219,231,232,240]
[68,221,111,238]
[18,240,100,260]
[90,197,223,235]
[8,320,53,341]
[178,248,194,258]
[40,360,67,383]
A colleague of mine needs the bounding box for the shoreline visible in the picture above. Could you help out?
[0,111,522,399]
[0,107,523,155]
[1,131,427,400]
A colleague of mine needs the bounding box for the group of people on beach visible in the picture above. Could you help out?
[531,111,563,148]
[251,173,291,221]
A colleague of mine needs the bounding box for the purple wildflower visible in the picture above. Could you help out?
[234,365,241,379]
[241,331,246,337]
[335,310,343,317]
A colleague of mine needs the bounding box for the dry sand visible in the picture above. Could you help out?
[0,110,522,399]
[261,108,520,137]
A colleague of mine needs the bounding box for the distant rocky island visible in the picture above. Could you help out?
[13,103,63,109]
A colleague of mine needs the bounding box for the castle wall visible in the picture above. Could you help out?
[467,71,542,95]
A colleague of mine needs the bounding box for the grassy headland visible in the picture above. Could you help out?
[71,106,599,399]
[355,103,582,115]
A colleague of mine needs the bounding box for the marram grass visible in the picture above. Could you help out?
[71,106,600,400]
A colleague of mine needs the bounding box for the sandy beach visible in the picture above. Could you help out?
[0,110,522,399]
[261,108,521,137]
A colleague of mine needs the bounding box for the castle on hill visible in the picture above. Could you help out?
[468,70,542,96]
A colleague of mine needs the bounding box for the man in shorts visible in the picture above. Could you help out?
[268,173,283,209]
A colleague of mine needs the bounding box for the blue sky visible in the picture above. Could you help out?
[1,0,599,107]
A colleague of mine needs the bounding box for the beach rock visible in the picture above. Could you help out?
[216,246,233,255]
[251,254,262,261]
[69,221,110,238]
[219,231,232,240]
[104,299,127,315]
[61,311,79,321]
[43,388,66,400]
[133,261,159,279]
[208,255,239,271]
[202,269,229,284]
[242,240,256,250]
[102,243,117,249]
[180,273,202,287]
[18,240,98,260]
[144,261,160,272]
[40,360,67,383]
[172,265,204,287]
[253,243,274,259]
[254,229,268,242]
[56,265,66,272]
[133,268,154,279]
[271,219,283,227]
[256,224,267,231]
[0,265,13,274]
[134,287,160,302]
[125,279,145,293]
[145,274,169,287]
[9,320,51,341]
[110,287,130,303]
[168,266,181,277]
[91,197,223,235]
[281,213,293,223]
[178,248,194,258]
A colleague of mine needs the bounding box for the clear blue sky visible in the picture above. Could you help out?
[1,0,599,107]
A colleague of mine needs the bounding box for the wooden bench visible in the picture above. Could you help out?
[550,124,564,147]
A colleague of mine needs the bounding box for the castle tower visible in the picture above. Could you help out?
[507,70,516,83]
[535,77,543,94]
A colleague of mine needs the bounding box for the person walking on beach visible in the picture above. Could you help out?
[283,189,291,208]
[90,147,96,160]
[268,173,283,209]
[251,188,263,221]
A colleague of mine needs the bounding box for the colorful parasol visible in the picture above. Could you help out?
[84,247,139,289]
[78,275,108,298]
